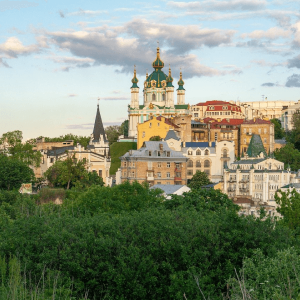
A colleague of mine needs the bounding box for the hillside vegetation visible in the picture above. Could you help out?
[109,142,137,174]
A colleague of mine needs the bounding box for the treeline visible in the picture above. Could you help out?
[0,183,299,299]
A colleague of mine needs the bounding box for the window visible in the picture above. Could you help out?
[215,133,218,140]
[223,149,228,158]
[152,94,156,101]
[157,123,160,127]
[264,128,267,134]
[244,138,246,144]
[149,123,152,128]
[204,160,210,168]
[123,171,127,177]
[167,172,170,178]
[204,169,210,176]
[50,158,54,163]
[196,149,201,155]
[142,131,145,138]
[157,172,161,178]
[264,138,267,143]
[166,151,170,157]
[99,170,103,177]
[167,162,170,168]
[258,128,261,134]
[132,162,135,167]
[175,172,181,178]
[187,170,193,176]
[244,128,246,133]
[123,161,127,167]
[187,160,193,168]
[209,106,215,110]
[205,149,209,155]
[158,162,161,168]
[196,160,201,168]
[149,151,152,156]
[176,163,181,169]
[194,113,198,118]
[162,94,166,101]
[188,150,193,155]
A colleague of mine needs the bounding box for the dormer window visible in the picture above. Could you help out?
[166,151,170,157]
[209,106,214,110]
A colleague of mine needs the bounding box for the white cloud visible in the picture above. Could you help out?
[168,0,267,11]
[0,36,40,58]
[251,59,286,67]
[68,9,107,17]
[241,27,291,39]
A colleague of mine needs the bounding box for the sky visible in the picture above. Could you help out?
[1,0,300,140]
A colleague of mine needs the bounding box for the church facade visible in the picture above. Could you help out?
[128,47,190,137]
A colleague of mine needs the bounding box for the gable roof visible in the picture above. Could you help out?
[247,134,267,158]
[164,129,180,141]
[150,184,190,194]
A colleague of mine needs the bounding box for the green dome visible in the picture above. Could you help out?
[145,69,168,88]
[177,71,185,90]
[131,67,139,88]
[152,47,164,69]
[166,66,174,87]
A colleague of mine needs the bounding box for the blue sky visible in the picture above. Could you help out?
[1,0,300,140]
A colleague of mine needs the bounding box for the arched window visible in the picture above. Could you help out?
[196,149,201,155]
[187,160,193,168]
[152,94,156,101]
[205,149,209,155]
[204,160,210,168]
[162,94,166,101]
[196,160,201,168]
[223,149,227,158]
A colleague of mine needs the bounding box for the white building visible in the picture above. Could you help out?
[128,47,189,138]
[282,100,300,131]
[164,129,235,183]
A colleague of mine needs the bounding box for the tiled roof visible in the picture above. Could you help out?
[185,142,216,147]
[121,141,186,159]
[281,183,300,189]
[150,184,190,194]
[156,116,179,128]
[196,100,242,112]
[202,118,244,126]
[232,158,265,165]
[93,104,107,142]
[47,146,74,157]
[164,129,180,141]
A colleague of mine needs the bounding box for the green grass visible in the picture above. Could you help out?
[110,142,137,175]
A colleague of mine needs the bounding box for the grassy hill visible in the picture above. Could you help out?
[110,142,137,175]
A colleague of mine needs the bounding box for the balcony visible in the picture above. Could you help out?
[175,168,182,172]
[174,177,182,181]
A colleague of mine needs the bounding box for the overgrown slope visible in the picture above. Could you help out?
[109,142,137,175]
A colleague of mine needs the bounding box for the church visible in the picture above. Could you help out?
[128,47,190,137]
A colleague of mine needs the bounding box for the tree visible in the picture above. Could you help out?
[0,154,35,190]
[274,143,300,171]
[270,118,285,139]
[105,125,122,145]
[44,156,88,189]
[275,189,300,231]
[188,170,211,190]
[0,130,22,148]
[120,120,129,137]
[43,134,90,148]
[0,131,42,167]
[149,135,162,141]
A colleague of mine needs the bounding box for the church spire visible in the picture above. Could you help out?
[166,64,174,87]
[177,70,185,90]
[152,44,164,70]
[93,102,107,142]
[131,65,139,88]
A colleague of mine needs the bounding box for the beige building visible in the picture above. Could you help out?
[119,141,188,186]
[241,100,297,120]
[240,119,274,155]
[282,100,300,131]
[34,105,111,185]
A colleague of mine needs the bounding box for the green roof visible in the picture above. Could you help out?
[247,134,267,158]
[174,104,189,109]
[145,69,168,88]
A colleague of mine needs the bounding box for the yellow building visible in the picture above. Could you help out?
[137,116,179,149]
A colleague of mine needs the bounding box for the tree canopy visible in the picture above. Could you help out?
[188,170,211,189]
[271,118,285,139]
[0,154,35,190]
[274,143,300,171]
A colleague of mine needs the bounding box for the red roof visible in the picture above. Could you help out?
[196,100,242,112]
[202,118,244,126]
